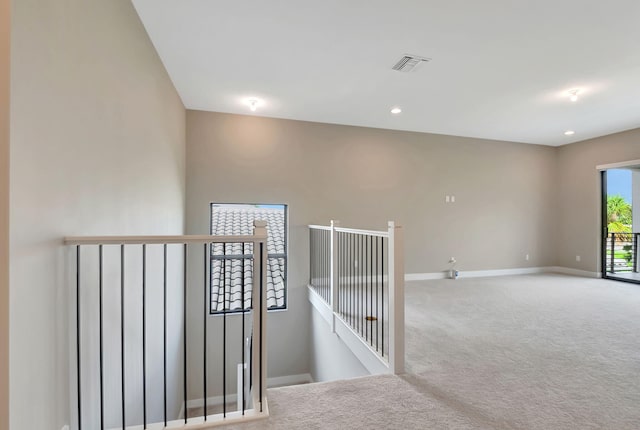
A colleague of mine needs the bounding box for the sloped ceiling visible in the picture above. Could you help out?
[133,0,640,146]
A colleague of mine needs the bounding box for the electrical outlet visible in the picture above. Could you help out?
[451,195,456,203]
[61,425,69,430]
[576,255,581,262]
[525,254,530,261]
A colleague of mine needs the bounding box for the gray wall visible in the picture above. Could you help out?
[7,0,639,420]
[0,0,9,426]
[184,244,255,402]
[186,110,559,382]
[10,0,186,428]
[309,309,368,382]
[186,111,558,274]
[555,128,640,272]
[73,244,186,428]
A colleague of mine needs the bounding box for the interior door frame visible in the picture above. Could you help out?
[601,170,608,280]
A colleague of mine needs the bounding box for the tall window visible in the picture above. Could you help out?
[210,203,287,313]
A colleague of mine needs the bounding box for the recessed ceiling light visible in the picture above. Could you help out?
[390,107,402,114]
[244,97,263,112]
[568,89,580,102]
[564,130,575,136]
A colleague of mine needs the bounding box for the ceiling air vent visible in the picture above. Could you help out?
[392,54,431,72]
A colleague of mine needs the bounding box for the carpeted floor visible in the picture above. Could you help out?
[224,374,481,430]
[228,274,640,429]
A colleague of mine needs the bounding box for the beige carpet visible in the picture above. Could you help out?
[405,274,640,429]
[224,374,480,430]
[228,274,640,429]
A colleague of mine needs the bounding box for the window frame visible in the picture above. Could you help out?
[209,202,288,315]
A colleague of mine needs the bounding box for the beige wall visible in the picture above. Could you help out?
[10,0,186,428]
[187,111,558,273]
[186,110,558,379]
[0,0,9,428]
[309,309,368,382]
[6,0,637,420]
[556,128,640,272]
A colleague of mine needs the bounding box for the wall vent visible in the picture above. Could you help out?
[392,54,431,72]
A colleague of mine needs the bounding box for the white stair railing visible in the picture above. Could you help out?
[65,221,269,430]
[308,220,405,374]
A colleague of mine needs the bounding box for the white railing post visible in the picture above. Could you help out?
[252,220,268,411]
[330,220,340,332]
[387,221,405,374]
[237,362,244,411]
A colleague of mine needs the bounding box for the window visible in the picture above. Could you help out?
[210,203,287,313]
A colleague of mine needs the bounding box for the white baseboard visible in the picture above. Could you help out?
[406,267,545,281]
[405,272,448,280]
[183,373,312,410]
[544,266,601,278]
[186,393,239,409]
[458,267,547,278]
[406,266,600,281]
[267,373,313,387]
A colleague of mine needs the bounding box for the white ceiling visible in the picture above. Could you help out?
[132,0,640,146]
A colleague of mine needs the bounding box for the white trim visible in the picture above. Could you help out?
[64,233,267,245]
[596,159,640,170]
[545,266,601,278]
[308,286,333,325]
[457,267,547,278]
[308,286,390,375]
[405,272,448,281]
[267,373,313,387]
[184,374,311,410]
[117,406,268,430]
[405,266,600,281]
[333,313,390,375]
[308,224,389,237]
[66,220,269,244]
[185,393,240,409]
[308,224,331,231]
[330,220,340,332]
[387,221,404,374]
[334,226,388,237]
